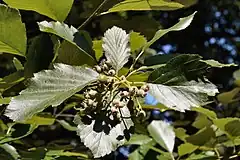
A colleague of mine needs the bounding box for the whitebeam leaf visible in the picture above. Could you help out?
[147,120,175,153]
[102,26,130,72]
[148,80,219,112]
[5,63,99,121]
[74,106,134,158]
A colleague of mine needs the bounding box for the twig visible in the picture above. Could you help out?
[77,0,110,30]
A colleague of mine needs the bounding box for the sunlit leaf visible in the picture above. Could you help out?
[13,58,24,71]
[38,21,95,64]
[0,144,20,160]
[45,150,88,159]
[174,128,189,142]
[213,118,240,138]
[217,88,240,105]
[0,4,26,57]
[57,120,77,131]
[144,12,197,49]
[148,80,218,112]
[191,107,217,119]
[125,134,152,145]
[147,120,175,153]
[103,0,185,14]
[201,59,237,68]
[3,0,73,21]
[130,32,147,52]
[102,26,130,72]
[192,114,212,129]
[21,115,55,125]
[5,63,99,121]
[93,40,103,61]
[178,143,198,157]
[74,106,134,158]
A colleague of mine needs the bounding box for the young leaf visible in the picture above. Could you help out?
[0,4,26,57]
[5,63,99,121]
[147,120,175,153]
[178,143,198,157]
[74,106,134,158]
[0,144,20,160]
[144,12,196,49]
[102,0,185,14]
[102,26,130,72]
[148,80,218,112]
[130,32,147,52]
[38,21,95,63]
[93,40,103,61]
[3,0,73,21]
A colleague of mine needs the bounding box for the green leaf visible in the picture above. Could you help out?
[0,124,38,144]
[24,34,54,78]
[44,150,88,159]
[191,107,217,119]
[22,115,55,125]
[148,80,218,112]
[192,114,212,129]
[13,58,24,71]
[144,54,177,66]
[0,70,24,93]
[56,120,77,131]
[0,144,20,160]
[144,12,196,50]
[4,63,99,121]
[93,40,103,61]
[147,120,175,153]
[174,128,189,142]
[127,71,150,82]
[0,4,26,57]
[125,134,152,145]
[102,26,130,72]
[217,88,240,104]
[130,32,147,52]
[213,118,240,138]
[178,143,198,157]
[74,105,134,158]
[148,54,207,85]
[56,40,95,66]
[0,97,11,105]
[3,0,73,21]
[187,152,216,160]
[38,21,95,64]
[200,59,237,68]
[129,140,156,160]
[186,127,215,147]
[103,0,185,14]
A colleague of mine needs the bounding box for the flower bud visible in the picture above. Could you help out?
[129,86,138,96]
[138,110,146,117]
[102,64,109,71]
[137,89,147,97]
[120,91,129,97]
[112,99,120,105]
[88,90,97,97]
[94,65,102,73]
[108,69,116,76]
[141,85,149,92]
[87,99,95,106]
